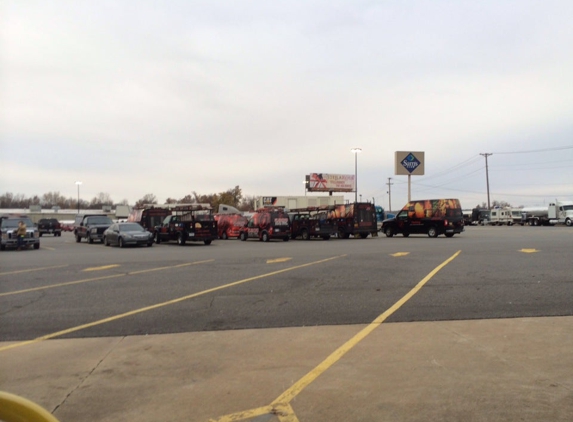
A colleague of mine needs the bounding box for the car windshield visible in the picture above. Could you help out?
[1,219,33,229]
[87,216,113,225]
[119,223,144,232]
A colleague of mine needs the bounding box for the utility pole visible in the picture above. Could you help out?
[480,153,492,209]
[386,177,393,212]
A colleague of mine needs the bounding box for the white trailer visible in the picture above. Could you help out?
[486,208,513,226]
[520,200,573,226]
[254,195,345,211]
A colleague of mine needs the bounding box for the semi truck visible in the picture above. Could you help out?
[519,200,573,226]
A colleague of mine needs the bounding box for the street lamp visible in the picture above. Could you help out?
[75,181,82,213]
[351,148,362,203]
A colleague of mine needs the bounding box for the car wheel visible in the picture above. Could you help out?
[566,218,572,227]
[360,233,369,239]
[177,233,185,245]
[34,243,40,250]
[88,235,94,244]
[155,233,161,244]
[301,229,310,240]
[322,235,330,240]
[283,236,289,241]
[402,232,409,237]
[147,242,153,247]
[385,227,394,237]
[445,233,454,238]
[239,232,247,241]
[119,237,125,248]
[261,232,270,242]
[204,239,212,245]
[76,234,81,243]
[221,232,228,240]
[428,226,438,238]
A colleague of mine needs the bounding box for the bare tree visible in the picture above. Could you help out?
[135,194,158,208]
[42,191,68,208]
[239,195,258,211]
[179,194,195,204]
[89,192,114,209]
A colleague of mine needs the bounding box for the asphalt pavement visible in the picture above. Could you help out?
[1,228,572,421]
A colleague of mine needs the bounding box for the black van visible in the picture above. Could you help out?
[382,199,464,238]
[238,207,291,242]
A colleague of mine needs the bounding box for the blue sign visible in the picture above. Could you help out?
[401,153,421,174]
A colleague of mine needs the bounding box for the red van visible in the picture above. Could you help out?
[214,213,248,239]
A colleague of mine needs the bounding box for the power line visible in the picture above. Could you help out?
[421,155,482,181]
[492,145,573,154]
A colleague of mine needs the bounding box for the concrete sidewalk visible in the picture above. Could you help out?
[1,316,572,422]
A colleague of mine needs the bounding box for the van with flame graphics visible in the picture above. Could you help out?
[382,199,464,238]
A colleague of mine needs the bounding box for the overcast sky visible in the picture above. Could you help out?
[1,0,572,210]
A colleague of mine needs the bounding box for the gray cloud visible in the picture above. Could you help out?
[1,0,572,208]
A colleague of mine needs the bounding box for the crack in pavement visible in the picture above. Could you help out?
[51,336,126,414]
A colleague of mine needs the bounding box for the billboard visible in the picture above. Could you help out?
[307,173,355,192]
[395,151,425,176]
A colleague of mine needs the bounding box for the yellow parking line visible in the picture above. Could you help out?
[267,258,292,264]
[0,255,346,353]
[390,252,410,257]
[210,250,462,422]
[0,265,69,276]
[83,264,121,272]
[0,260,214,297]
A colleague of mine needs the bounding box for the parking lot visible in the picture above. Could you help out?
[1,226,572,421]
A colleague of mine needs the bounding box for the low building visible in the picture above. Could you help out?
[254,195,345,211]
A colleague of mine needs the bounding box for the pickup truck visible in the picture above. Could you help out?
[1,216,40,250]
[37,218,62,237]
[330,202,378,239]
[154,205,217,245]
[290,206,336,240]
[74,214,114,243]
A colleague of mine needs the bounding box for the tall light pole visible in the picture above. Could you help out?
[75,181,82,213]
[351,148,362,203]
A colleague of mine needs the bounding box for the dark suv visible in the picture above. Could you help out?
[37,218,62,237]
[74,214,114,243]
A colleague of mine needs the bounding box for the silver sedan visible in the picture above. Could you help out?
[103,222,154,248]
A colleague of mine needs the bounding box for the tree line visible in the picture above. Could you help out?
[0,186,257,212]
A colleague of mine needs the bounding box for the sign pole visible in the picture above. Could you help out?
[408,174,411,202]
